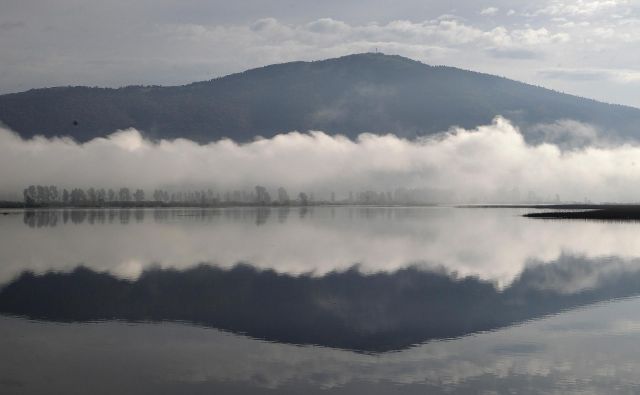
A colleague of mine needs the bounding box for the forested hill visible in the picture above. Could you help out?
[1,53,640,143]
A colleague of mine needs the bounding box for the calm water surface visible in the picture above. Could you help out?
[2,207,640,393]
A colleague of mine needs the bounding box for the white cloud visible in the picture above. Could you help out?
[480,7,499,16]
[157,17,571,68]
[3,117,640,203]
[534,0,631,18]
[539,67,640,83]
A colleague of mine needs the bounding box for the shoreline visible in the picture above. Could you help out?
[524,207,640,220]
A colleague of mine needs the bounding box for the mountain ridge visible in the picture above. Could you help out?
[1,52,639,143]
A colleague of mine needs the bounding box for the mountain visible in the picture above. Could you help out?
[1,53,639,143]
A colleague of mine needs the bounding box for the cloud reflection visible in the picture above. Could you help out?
[4,207,640,288]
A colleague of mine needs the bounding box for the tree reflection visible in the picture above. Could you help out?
[21,207,318,228]
[20,207,427,228]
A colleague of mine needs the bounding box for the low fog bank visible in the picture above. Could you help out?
[2,117,640,204]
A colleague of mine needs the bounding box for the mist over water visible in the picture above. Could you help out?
[2,117,640,203]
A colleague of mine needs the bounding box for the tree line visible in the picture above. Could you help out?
[19,184,455,207]
[21,185,315,207]
[23,185,148,206]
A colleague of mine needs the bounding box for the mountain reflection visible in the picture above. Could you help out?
[2,255,640,352]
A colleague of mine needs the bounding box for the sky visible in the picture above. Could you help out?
[1,0,639,107]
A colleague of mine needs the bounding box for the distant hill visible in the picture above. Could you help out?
[1,53,639,143]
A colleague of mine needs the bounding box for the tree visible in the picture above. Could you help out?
[97,188,106,204]
[23,186,36,206]
[255,185,271,204]
[298,192,308,205]
[48,186,59,202]
[70,188,87,204]
[87,188,97,204]
[119,188,131,202]
[153,189,164,202]
[62,189,70,204]
[36,185,48,203]
[277,187,290,204]
[133,189,145,202]
[107,189,115,202]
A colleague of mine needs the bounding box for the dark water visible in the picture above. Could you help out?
[2,207,640,393]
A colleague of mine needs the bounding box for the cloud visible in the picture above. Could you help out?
[0,21,25,31]
[485,47,539,59]
[480,7,499,16]
[524,119,606,149]
[305,18,351,34]
[2,117,640,203]
[534,0,631,18]
[539,68,612,81]
[539,68,640,83]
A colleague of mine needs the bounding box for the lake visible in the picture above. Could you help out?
[2,206,640,394]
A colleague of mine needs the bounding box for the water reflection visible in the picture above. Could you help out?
[7,295,640,394]
[5,207,640,393]
[3,254,640,352]
[19,206,460,228]
[4,296,640,394]
[5,207,640,287]
[22,208,151,226]
[21,207,308,227]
